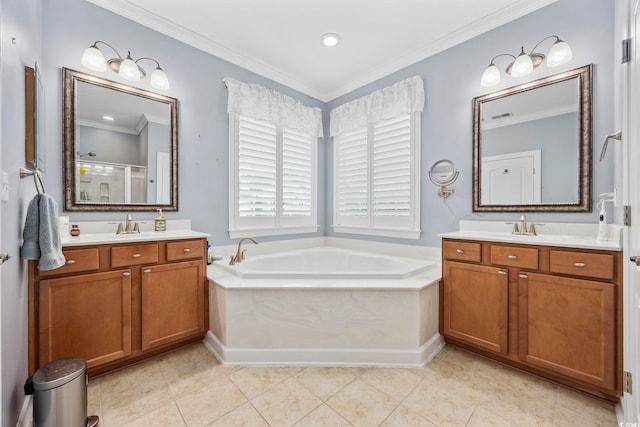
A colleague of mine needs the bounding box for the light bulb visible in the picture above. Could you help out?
[150,67,170,90]
[510,48,534,77]
[119,52,141,81]
[546,40,573,67]
[481,64,501,87]
[81,45,106,72]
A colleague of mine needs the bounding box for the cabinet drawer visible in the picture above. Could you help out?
[111,244,159,267]
[39,248,100,277]
[491,245,539,269]
[550,250,614,280]
[166,240,204,261]
[443,241,481,262]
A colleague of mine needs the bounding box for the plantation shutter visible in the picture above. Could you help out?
[282,129,313,217]
[238,116,277,218]
[373,114,411,219]
[336,127,369,224]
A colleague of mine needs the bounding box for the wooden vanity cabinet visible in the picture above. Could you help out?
[30,238,208,376]
[441,238,623,399]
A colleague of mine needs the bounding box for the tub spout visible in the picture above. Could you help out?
[229,237,258,265]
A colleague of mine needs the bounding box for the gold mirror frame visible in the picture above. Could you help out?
[472,64,592,212]
[63,68,178,212]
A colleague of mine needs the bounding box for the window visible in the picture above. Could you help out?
[330,76,424,239]
[333,113,421,239]
[224,78,322,238]
[229,114,318,238]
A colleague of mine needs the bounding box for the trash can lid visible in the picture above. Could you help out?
[32,358,87,391]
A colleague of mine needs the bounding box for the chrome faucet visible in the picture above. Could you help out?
[229,237,258,265]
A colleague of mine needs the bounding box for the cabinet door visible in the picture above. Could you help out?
[518,272,615,391]
[141,260,205,351]
[443,261,509,354]
[39,270,132,369]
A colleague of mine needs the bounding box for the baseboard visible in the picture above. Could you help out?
[16,395,32,427]
[203,331,444,367]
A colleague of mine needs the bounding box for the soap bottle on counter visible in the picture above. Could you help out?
[154,209,167,232]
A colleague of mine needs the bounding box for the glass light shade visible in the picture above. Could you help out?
[150,67,170,90]
[81,46,107,72]
[510,52,534,77]
[480,64,501,87]
[546,40,573,67]
[119,56,141,81]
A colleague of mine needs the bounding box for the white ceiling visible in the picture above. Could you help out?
[87,0,558,102]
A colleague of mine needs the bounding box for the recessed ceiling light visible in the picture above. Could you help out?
[102,115,115,121]
[321,33,341,47]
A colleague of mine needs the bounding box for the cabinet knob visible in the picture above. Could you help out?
[122,272,131,276]
[498,271,507,276]
[132,253,141,258]
[519,274,528,279]
[456,249,464,254]
[574,262,586,267]
[66,259,76,265]
[183,248,191,253]
[508,255,518,260]
[143,269,151,273]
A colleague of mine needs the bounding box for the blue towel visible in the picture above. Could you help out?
[20,193,66,270]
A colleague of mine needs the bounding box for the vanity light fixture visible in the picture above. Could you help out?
[81,41,170,90]
[480,35,572,87]
[321,33,341,47]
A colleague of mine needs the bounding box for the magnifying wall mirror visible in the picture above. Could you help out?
[429,159,459,198]
[63,68,178,211]
[472,65,592,212]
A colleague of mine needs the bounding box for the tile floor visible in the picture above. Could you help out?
[88,343,618,426]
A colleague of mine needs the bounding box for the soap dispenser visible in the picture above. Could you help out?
[154,209,167,232]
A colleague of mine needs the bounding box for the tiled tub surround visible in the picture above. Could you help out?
[206,238,442,367]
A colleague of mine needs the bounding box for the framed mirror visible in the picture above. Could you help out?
[472,65,592,212]
[63,68,178,211]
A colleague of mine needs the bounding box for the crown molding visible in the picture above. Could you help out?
[87,0,558,103]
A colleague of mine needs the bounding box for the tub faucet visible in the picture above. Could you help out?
[229,237,258,265]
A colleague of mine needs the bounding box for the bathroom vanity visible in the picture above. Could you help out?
[440,221,623,401]
[28,224,209,377]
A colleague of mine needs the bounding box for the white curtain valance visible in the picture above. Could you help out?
[329,76,425,137]
[223,77,324,138]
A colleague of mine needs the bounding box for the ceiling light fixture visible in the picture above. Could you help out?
[81,41,170,90]
[321,33,341,47]
[102,115,115,121]
[480,35,572,87]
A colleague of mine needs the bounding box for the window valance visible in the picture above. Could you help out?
[329,76,425,137]
[223,77,324,138]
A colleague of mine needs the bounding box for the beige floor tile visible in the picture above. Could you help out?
[402,378,476,426]
[205,401,269,427]
[163,358,239,398]
[360,368,422,401]
[294,403,352,427]
[285,366,305,375]
[120,402,186,427]
[100,358,166,398]
[556,388,617,425]
[229,367,292,399]
[251,377,322,426]
[553,406,615,427]
[379,404,436,427]
[478,380,556,426]
[326,379,398,427]
[159,342,217,367]
[420,360,490,405]
[102,382,174,427]
[176,377,248,427]
[295,367,356,400]
[466,406,511,427]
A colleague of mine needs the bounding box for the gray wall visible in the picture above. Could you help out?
[483,113,579,203]
[40,0,327,246]
[1,0,42,424]
[78,126,142,164]
[326,0,614,247]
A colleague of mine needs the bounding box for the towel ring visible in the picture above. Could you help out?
[19,167,46,194]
